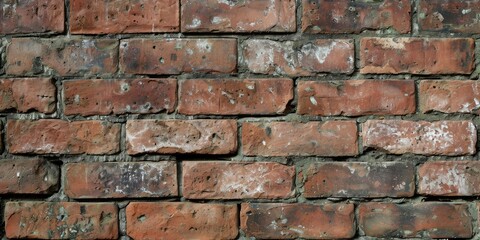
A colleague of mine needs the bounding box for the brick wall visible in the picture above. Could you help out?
[1,0,480,239]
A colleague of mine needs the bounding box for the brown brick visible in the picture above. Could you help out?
[179,78,293,115]
[362,120,476,156]
[241,203,355,239]
[420,80,480,114]
[6,38,118,76]
[126,202,238,239]
[7,120,120,155]
[298,80,415,116]
[120,38,237,74]
[304,162,414,198]
[360,38,475,74]
[302,0,411,33]
[242,39,354,76]
[359,202,472,238]
[5,201,118,239]
[126,119,237,155]
[64,78,176,116]
[242,121,358,157]
[182,161,294,199]
[65,162,177,199]
[0,78,56,113]
[419,0,480,33]
[181,0,295,32]
[70,0,179,34]
[0,159,58,194]
[0,0,64,34]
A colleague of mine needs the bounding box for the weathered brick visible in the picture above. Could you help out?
[64,78,176,116]
[179,78,293,115]
[418,161,480,196]
[242,39,354,76]
[359,202,472,238]
[126,119,237,155]
[120,38,237,74]
[302,0,411,33]
[241,203,355,239]
[0,159,58,194]
[298,80,415,116]
[7,120,120,154]
[242,121,358,157]
[0,0,64,34]
[420,80,480,114]
[126,202,238,239]
[360,38,475,74]
[183,161,294,199]
[5,201,118,239]
[303,162,414,198]
[362,120,476,156]
[6,38,118,76]
[419,0,480,33]
[0,78,56,113]
[70,0,179,34]
[65,162,177,199]
[181,0,295,32]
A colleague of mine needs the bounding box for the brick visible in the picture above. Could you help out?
[65,162,177,199]
[420,80,480,114]
[360,38,475,74]
[7,120,120,154]
[126,119,237,155]
[70,0,179,34]
[0,78,56,113]
[298,80,415,116]
[181,0,295,32]
[5,201,118,239]
[241,203,355,239]
[178,78,293,115]
[126,202,237,239]
[0,159,58,194]
[0,0,64,34]
[120,38,237,74]
[304,162,414,198]
[302,0,411,33]
[6,38,118,76]
[419,0,480,33]
[242,121,358,157]
[64,78,176,116]
[242,39,354,76]
[182,161,294,199]
[359,202,472,238]
[362,120,476,156]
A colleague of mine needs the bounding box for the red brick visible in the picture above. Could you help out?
[303,162,414,198]
[302,0,411,33]
[242,121,358,157]
[120,38,237,74]
[70,0,179,34]
[0,78,56,113]
[181,0,295,32]
[0,0,64,34]
[6,38,118,76]
[419,0,480,33]
[0,159,58,194]
[420,80,480,114]
[65,161,177,199]
[7,120,120,155]
[5,201,118,239]
[178,78,293,115]
[241,203,355,239]
[298,80,415,116]
[362,120,476,156]
[182,161,294,199]
[360,38,475,74]
[126,119,237,155]
[64,78,176,116]
[242,39,354,76]
[359,202,472,238]
[126,202,238,239]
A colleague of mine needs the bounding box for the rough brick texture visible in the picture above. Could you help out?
[419,0,480,33]
[0,78,56,113]
[0,159,58,194]
[420,80,480,114]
